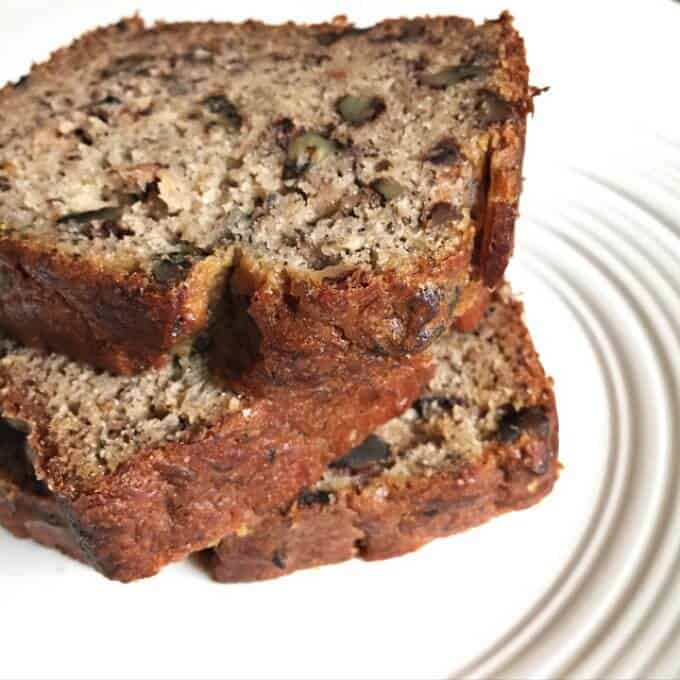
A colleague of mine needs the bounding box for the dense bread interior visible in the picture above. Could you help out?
[313,287,551,492]
[0,337,240,481]
[0,14,525,277]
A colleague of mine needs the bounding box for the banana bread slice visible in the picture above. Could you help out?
[0,337,430,582]
[208,286,558,581]
[0,12,531,376]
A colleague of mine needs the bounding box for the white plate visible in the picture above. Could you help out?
[1,1,679,678]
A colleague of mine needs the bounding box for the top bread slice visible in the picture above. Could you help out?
[0,327,430,581]
[0,12,531,376]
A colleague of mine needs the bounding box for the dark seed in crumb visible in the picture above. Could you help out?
[375,159,391,172]
[425,138,460,166]
[0,176,10,192]
[156,461,197,485]
[316,31,342,46]
[272,550,287,569]
[272,117,295,147]
[336,95,385,125]
[372,19,426,44]
[151,252,193,284]
[57,206,123,225]
[99,220,132,239]
[202,94,242,129]
[281,167,301,184]
[94,94,121,106]
[413,396,457,418]
[265,448,277,464]
[371,177,404,203]
[316,26,368,46]
[419,63,488,88]
[101,53,153,78]
[297,488,331,507]
[424,202,462,228]
[86,95,122,122]
[477,90,514,126]
[115,54,152,69]
[74,128,94,146]
[284,132,337,179]
[497,406,550,443]
[331,434,391,471]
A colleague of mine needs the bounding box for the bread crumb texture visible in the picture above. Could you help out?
[0,335,239,481]
[0,14,527,279]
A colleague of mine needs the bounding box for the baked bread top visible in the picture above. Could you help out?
[0,13,531,374]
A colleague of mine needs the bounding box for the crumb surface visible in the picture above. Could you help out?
[0,336,239,480]
[0,15,524,278]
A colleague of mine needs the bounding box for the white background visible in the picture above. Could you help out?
[1,1,679,679]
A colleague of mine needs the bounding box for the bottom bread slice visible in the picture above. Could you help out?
[0,286,558,582]
[208,287,558,582]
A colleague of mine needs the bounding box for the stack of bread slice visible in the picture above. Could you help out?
[0,11,558,582]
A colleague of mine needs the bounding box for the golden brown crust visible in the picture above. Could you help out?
[473,13,532,288]
[0,239,231,374]
[452,279,490,333]
[0,349,432,581]
[208,454,558,583]
[215,246,474,386]
[262,250,471,357]
[0,13,530,376]
[478,121,526,288]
